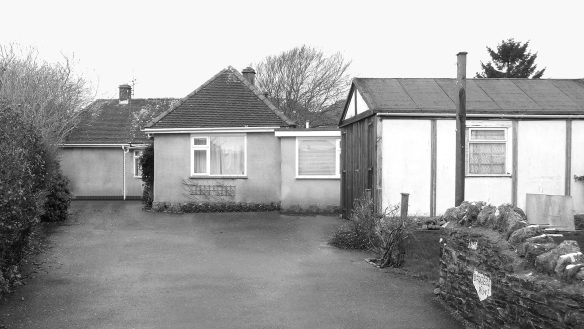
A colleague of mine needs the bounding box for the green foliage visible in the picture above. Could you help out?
[139,144,154,208]
[476,39,546,79]
[329,197,378,250]
[330,196,417,268]
[0,106,49,292]
[40,166,72,222]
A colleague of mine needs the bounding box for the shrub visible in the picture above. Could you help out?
[329,196,378,250]
[373,209,417,268]
[151,201,281,213]
[330,195,416,268]
[40,166,72,222]
[0,106,49,292]
[140,144,154,208]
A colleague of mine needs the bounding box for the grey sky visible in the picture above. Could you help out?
[2,0,582,99]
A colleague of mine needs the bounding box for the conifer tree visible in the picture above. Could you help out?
[476,39,546,79]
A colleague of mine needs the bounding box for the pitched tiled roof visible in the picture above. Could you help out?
[147,67,294,129]
[65,98,178,144]
[351,78,584,115]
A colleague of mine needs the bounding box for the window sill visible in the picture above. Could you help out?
[296,176,341,180]
[466,174,512,178]
[189,175,248,179]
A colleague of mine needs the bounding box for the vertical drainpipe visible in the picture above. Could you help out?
[122,145,127,200]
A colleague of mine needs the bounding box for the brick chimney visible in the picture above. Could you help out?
[242,67,256,85]
[119,84,132,104]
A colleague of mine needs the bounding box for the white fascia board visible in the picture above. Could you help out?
[143,127,279,134]
[377,113,584,119]
[274,131,341,137]
[60,143,150,148]
[60,143,128,148]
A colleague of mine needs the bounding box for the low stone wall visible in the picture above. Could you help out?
[439,202,584,329]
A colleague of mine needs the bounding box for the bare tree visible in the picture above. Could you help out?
[0,44,94,153]
[255,45,351,127]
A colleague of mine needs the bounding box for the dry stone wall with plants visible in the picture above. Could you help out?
[439,202,584,329]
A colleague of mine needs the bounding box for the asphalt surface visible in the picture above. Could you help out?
[0,201,462,329]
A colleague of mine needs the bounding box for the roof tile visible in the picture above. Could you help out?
[65,98,178,144]
[148,67,294,129]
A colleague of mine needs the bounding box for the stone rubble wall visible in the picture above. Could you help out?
[439,202,584,329]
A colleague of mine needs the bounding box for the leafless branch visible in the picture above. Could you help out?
[0,43,94,154]
[255,45,351,127]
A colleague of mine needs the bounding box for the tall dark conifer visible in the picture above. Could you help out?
[476,39,546,79]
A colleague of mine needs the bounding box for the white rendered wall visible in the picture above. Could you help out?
[382,119,431,215]
[343,89,369,120]
[516,121,565,210]
[435,120,455,213]
[571,120,584,213]
[381,118,573,216]
[465,177,512,206]
[435,120,512,214]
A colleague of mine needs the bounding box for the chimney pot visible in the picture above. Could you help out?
[119,84,132,104]
[242,67,256,85]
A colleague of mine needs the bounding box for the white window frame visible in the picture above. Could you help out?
[190,134,247,177]
[295,137,341,179]
[133,150,143,178]
[466,126,511,176]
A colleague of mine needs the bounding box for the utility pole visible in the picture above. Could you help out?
[455,52,467,206]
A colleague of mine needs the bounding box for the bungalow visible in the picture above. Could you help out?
[143,67,340,212]
[339,77,584,219]
[60,86,177,199]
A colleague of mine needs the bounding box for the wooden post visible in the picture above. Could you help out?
[400,193,409,220]
[455,52,467,207]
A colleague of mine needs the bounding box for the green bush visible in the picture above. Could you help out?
[0,106,49,292]
[329,196,379,250]
[140,144,154,208]
[41,166,72,222]
[329,195,416,268]
[151,201,281,213]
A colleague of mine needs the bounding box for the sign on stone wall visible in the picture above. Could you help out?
[472,270,492,301]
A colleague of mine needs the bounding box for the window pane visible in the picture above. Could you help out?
[471,129,505,140]
[298,139,336,176]
[193,138,207,146]
[210,136,245,175]
[193,150,207,173]
[469,143,505,174]
[134,151,142,176]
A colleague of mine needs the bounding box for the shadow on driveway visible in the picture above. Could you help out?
[0,201,462,329]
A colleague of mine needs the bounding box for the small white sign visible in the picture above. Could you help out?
[468,240,478,250]
[472,270,492,301]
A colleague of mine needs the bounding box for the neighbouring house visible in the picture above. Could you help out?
[143,66,340,212]
[339,77,584,218]
[60,85,177,199]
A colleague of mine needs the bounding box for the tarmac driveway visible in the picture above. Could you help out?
[0,201,461,329]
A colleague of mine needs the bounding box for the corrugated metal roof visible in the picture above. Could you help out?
[352,78,584,114]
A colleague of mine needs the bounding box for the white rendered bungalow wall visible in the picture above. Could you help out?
[380,118,584,216]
